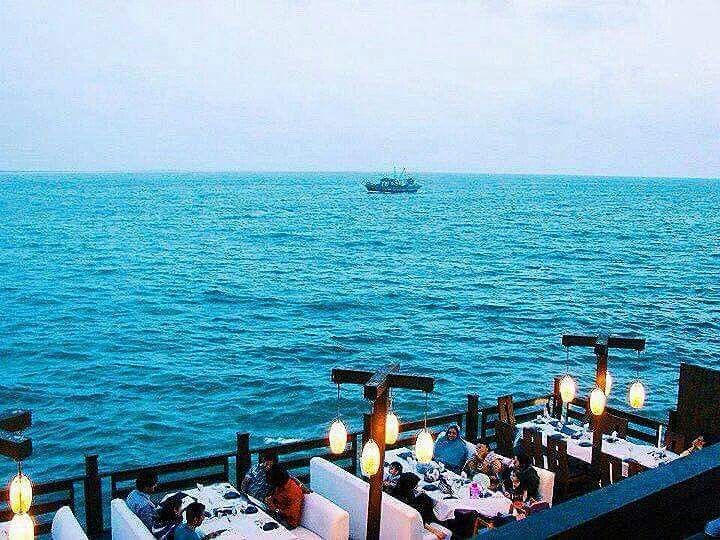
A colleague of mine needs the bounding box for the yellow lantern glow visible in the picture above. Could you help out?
[8,512,34,540]
[361,439,381,476]
[9,472,32,514]
[605,371,613,396]
[589,387,607,416]
[628,380,646,409]
[385,411,400,445]
[559,374,576,403]
[328,419,348,455]
[415,429,434,464]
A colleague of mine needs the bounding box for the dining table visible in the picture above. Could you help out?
[516,416,678,476]
[385,447,513,522]
[166,482,298,540]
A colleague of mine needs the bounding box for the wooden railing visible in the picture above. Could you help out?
[12,392,669,538]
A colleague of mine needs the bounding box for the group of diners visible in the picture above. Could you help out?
[382,424,546,538]
[125,450,308,540]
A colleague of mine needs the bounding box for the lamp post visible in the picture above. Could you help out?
[331,364,434,540]
[561,335,646,482]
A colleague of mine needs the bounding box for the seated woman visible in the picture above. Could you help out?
[390,473,447,540]
[265,464,304,529]
[512,453,541,502]
[151,494,183,539]
[433,424,470,473]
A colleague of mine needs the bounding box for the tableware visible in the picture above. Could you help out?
[579,441,593,447]
[422,484,439,492]
[262,522,279,531]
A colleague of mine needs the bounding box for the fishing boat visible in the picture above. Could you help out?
[365,168,420,193]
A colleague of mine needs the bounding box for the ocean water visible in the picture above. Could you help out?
[1,172,719,481]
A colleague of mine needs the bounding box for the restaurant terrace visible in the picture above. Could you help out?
[1,336,719,540]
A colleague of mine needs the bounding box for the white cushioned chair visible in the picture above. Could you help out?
[310,457,451,540]
[51,506,89,539]
[294,491,350,540]
[111,498,155,540]
[534,466,555,507]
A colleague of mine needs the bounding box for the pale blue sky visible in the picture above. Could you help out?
[1,1,718,177]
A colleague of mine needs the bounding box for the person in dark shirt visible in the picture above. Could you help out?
[390,473,447,539]
[126,470,159,531]
[513,453,541,502]
[241,450,279,500]
[152,494,183,539]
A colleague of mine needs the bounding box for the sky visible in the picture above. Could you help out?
[1,1,719,177]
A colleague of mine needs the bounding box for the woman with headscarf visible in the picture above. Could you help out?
[433,423,470,473]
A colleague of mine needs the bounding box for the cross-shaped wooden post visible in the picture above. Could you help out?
[332,364,434,540]
[561,335,645,482]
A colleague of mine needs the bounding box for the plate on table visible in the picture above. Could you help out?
[262,522,279,531]
[243,505,258,514]
[398,451,413,460]
[578,441,593,447]
[422,484,439,492]
[223,491,243,500]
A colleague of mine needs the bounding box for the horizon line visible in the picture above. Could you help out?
[1,168,718,181]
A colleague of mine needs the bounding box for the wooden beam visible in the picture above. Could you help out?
[0,432,32,461]
[0,409,31,433]
[363,363,400,400]
[386,373,434,394]
[607,337,646,351]
[331,368,374,385]
[562,335,597,347]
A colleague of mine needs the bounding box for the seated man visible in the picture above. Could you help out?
[383,461,403,490]
[464,439,513,477]
[174,502,222,540]
[265,464,304,529]
[390,473,447,539]
[433,424,470,473]
[241,450,278,500]
[125,470,159,531]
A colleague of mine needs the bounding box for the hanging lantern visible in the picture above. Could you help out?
[9,472,32,514]
[385,411,400,445]
[605,371,613,396]
[628,380,646,409]
[361,439,381,476]
[8,512,34,540]
[559,374,576,403]
[589,387,607,416]
[415,429,434,463]
[328,419,348,455]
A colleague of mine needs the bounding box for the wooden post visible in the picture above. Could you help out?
[84,454,104,537]
[351,432,359,474]
[235,432,251,486]
[591,343,608,482]
[552,375,563,418]
[480,408,487,440]
[466,394,479,443]
[363,413,372,446]
[366,388,388,540]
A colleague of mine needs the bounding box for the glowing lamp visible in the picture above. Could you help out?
[9,472,32,514]
[628,380,646,409]
[415,429,434,464]
[328,419,348,455]
[361,439,381,476]
[589,387,607,416]
[385,411,400,445]
[8,512,34,540]
[559,374,576,403]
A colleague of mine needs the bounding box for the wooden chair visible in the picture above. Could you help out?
[664,430,686,455]
[495,420,516,457]
[546,437,591,502]
[521,427,544,468]
[600,452,624,486]
[626,459,648,477]
[497,395,516,426]
[601,413,629,439]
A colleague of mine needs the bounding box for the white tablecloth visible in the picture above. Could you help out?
[173,483,298,540]
[0,522,8,539]
[517,419,678,476]
[385,448,512,521]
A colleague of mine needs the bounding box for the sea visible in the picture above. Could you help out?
[1,172,719,481]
